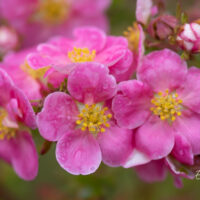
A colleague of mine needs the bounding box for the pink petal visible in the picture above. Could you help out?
[97,122,134,167]
[95,46,127,67]
[135,115,175,160]
[73,27,106,52]
[177,67,200,114]
[112,80,152,129]
[171,133,194,165]
[135,159,167,182]
[174,111,200,155]
[109,49,133,82]
[68,62,116,104]
[138,49,188,92]
[37,92,78,141]
[56,130,102,175]
[10,131,38,181]
[27,53,52,69]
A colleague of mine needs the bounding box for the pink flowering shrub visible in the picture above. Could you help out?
[0,68,38,180]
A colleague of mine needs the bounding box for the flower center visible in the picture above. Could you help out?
[150,89,182,122]
[35,0,70,25]
[21,61,50,80]
[68,47,96,63]
[124,22,140,52]
[76,104,112,134]
[0,108,16,140]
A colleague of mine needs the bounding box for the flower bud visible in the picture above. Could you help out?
[177,20,200,53]
[148,15,178,40]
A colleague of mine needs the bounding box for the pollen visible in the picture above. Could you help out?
[21,61,50,80]
[150,89,183,123]
[68,47,96,63]
[76,104,112,135]
[34,0,70,25]
[124,22,140,52]
[0,108,16,140]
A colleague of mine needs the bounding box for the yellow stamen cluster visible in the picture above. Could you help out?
[0,109,16,140]
[76,104,112,134]
[21,61,49,80]
[68,47,96,63]
[124,22,140,52]
[150,89,182,122]
[35,0,70,25]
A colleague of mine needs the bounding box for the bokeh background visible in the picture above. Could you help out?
[1,0,200,199]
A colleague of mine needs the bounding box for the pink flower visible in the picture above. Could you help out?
[37,63,133,175]
[177,21,200,53]
[112,49,200,167]
[0,68,38,180]
[27,27,133,82]
[0,0,110,47]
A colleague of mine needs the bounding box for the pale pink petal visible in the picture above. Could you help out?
[171,133,194,165]
[97,122,133,167]
[68,63,116,104]
[10,131,38,181]
[177,67,200,114]
[135,115,175,160]
[136,0,153,25]
[56,130,102,175]
[112,80,152,129]
[73,27,106,52]
[135,159,167,182]
[37,92,78,141]
[138,49,188,92]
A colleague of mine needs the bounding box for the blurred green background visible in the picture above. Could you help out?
[1,0,200,199]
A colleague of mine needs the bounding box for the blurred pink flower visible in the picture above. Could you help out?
[37,63,133,175]
[0,47,66,101]
[0,68,38,180]
[0,0,111,47]
[113,49,200,167]
[27,27,133,82]
[177,21,200,53]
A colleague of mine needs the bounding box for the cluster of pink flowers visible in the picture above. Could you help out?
[1,0,200,188]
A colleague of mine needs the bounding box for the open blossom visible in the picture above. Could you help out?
[0,68,38,180]
[0,0,111,47]
[27,27,133,82]
[37,63,133,175]
[177,20,200,53]
[112,49,200,168]
[0,47,66,101]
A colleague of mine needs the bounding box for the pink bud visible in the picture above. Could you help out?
[148,15,178,40]
[177,20,200,53]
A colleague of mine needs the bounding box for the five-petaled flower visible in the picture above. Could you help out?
[37,63,133,175]
[27,27,133,82]
[113,49,200,168]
